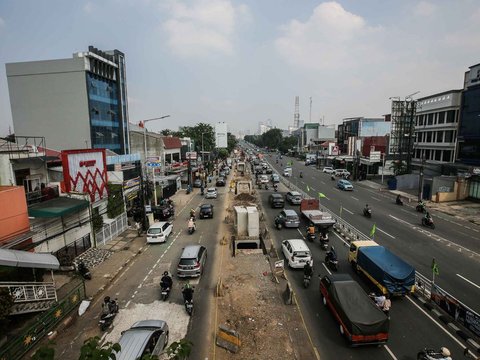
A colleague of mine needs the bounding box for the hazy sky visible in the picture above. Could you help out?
[0,0,479,136]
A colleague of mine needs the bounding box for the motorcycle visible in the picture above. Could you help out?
[320,238,328,251]
[201,188,205,196]
[303,274,311,288]
[300,172,303,178]
[306,233,316,242]
[396,197,404,206]
[184,298,194,316]
[325,252,338,271]
[160,285,171,301]
[188,225,195,234]
[416,203,426,213]
[422,216,435,229]
[186,185,192,194]
[416,348,451,360]
[99,298,119,331]
[363,208,372,218]
[77,261,91,280]
[273,184,278,192]
[264,183,269,190]
[331,174,335,181]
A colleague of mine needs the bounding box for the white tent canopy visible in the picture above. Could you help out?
[0,249,60,269]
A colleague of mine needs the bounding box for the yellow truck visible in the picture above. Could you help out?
[348,241,415,296]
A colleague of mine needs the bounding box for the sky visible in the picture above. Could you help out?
[0,0,479,137]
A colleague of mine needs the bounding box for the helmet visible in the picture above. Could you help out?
[163,271,169,276]
[306,261,310,265]
[441,347,450,356]
[104,296,110,303]
[184,283,191,289]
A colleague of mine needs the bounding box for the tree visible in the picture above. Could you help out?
[279,136,297,154]
[179,123,215,155]
[166,339,193,360]
[389,160,407,176]
[227,132,237,154]
[261,129,283,150]
[106,183,124,219]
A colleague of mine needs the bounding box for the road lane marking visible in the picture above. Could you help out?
[125,300,131,308]
[351,196,359,201]
[321,181,325,185]
[321,262,332,275]
[297,228,306,239]
[406,296,469,349]
[383,345,398,360]
[400,208,417,217]
[310,187,316,191]
[371,196,380,201]
[342,207,354,215]
[377,227,395,239]
[456,274,480,290]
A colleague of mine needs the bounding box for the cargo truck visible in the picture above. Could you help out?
[320,274,389,346]
[300,199,336,230]
[348,241,415,296]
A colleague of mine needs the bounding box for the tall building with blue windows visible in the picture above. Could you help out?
[6,46,130,154]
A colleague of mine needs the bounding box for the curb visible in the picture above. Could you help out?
[413,293,480,357]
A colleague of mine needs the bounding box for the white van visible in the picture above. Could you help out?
[281,239,313,268]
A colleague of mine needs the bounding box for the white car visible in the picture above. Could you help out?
[281,239,313,268]
[323,167,335,174]
[146,222,173,243]
[283,167,292,177]
[205,187,218,199]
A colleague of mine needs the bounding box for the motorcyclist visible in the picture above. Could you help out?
[160,271,173,290]
[364,204,370,212]
[188,217,196,231]
[182,283,194,303]
[326,246,337,262]
[433,347,452,360]
[300,171,303,178]
[307,224,315,237]
[102,296,117,315]
[396,194,403,205]
[190,208,196,219]
[424,211,433,224]
[303,261,313,278]
[200,185,205,195]
[331,173,335,181]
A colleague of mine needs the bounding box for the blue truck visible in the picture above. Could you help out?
[348,241,415,296]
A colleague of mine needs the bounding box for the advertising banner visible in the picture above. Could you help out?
[61,149,108,203]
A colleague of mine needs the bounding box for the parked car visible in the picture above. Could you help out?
[193,178,202,188]
[199,204,214,219]
[285,191,302,205]
[274,209,300,229]
[205,187,217,199]
[337,179,354,191]
[216,177,226,187]
[146,222,173,244]
[269,193,285,208]
[322,167,335,174]
[334,169,351,177]
[177,245,207,278]
[281,239,313,268]
[115,320,169,360]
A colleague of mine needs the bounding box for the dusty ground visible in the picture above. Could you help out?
[214,171,315,360]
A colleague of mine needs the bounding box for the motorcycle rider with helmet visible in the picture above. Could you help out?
[182,282,194,303]
[303,261,313,278]
[326,246,337,263]
[188,217,196,232]
[160,271,173,290]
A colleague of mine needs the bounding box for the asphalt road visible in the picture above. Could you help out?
[257,184,469,360]
[265,153,480,315]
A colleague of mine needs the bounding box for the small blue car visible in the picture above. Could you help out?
[337,179,353,191]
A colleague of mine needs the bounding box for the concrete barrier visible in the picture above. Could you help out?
[216,324,241,353]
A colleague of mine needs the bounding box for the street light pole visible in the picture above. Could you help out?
[141,115,170,207]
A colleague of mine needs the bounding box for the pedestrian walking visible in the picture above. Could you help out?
[135,222,142,237]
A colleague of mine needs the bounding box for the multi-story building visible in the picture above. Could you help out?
[338,117,390,155]
[300,123,335,151]
[457,63,480,166]
[6,46,130,154]
[413,90,462,173]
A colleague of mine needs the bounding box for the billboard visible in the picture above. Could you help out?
[61,149,108,203]
[215,122,228,148]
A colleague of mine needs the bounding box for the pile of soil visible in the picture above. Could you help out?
[234,193,256,202]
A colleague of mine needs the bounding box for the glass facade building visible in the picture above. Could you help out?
[85,47,130,154]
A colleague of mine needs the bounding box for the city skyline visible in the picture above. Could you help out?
[1,0,479,137]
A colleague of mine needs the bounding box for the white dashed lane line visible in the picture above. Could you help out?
[376,227,395,239]
[351,196,359,201]
[342,207,354,215]
[456,274,480,290]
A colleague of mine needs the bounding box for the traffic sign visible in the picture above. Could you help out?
[146,162,162,167]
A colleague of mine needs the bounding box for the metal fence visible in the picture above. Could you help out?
[95,212,128,246]
[0,278,86,360]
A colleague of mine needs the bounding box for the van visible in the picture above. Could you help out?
[281,239,313,268]
[269,193,285,208]
[176,245,208,278]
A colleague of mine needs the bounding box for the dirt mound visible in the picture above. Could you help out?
[235,193,256,202]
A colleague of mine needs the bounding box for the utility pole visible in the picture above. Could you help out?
[309,97,312,123]
[418,156,426,201]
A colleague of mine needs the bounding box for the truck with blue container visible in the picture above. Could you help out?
[348,240,415,296]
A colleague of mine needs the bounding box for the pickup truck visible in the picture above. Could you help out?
[348,240,415,296]
[320,274,389,346]
[300,199,336,230]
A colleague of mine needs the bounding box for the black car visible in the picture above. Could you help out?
[199,204,214,219]
[216,177,226,187]
[152,205,174,221]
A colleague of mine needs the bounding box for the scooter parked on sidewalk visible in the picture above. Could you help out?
[77,261,91,280]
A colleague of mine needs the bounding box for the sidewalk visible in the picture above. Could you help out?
[359,179,480,226]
